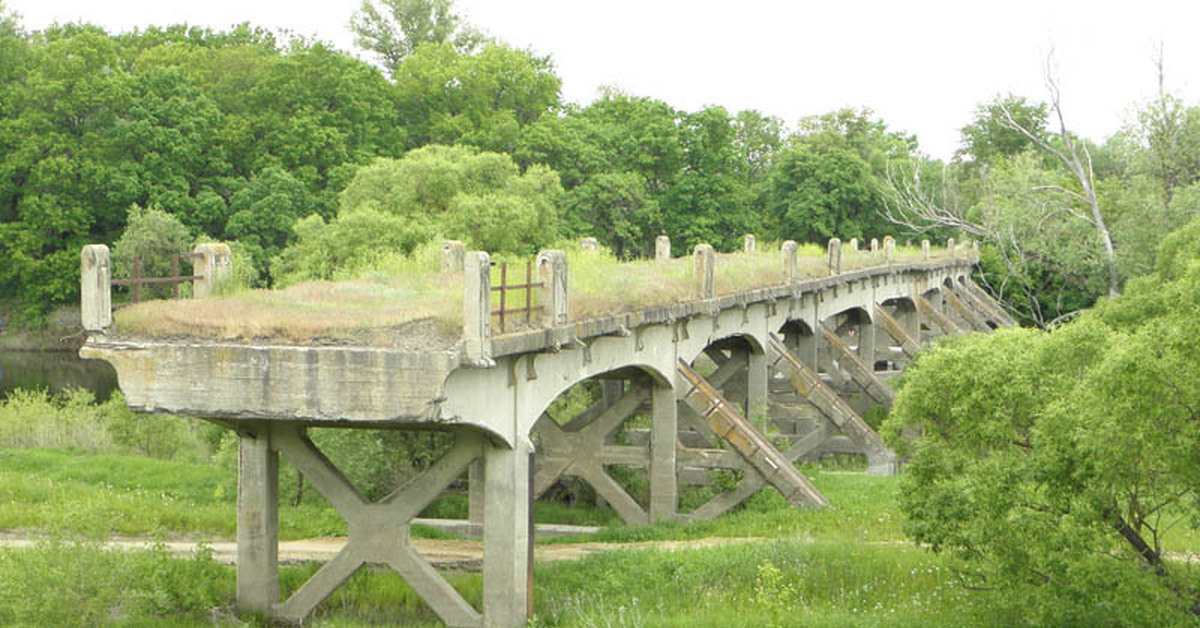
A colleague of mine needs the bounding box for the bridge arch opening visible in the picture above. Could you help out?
[529,364,676,526]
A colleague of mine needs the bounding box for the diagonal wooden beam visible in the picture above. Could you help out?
[913,294,963,335]
[817,323,895,407]
[944,289,992,332]
[873,304,922,358]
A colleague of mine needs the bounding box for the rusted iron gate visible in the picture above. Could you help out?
[111,253,204,309]
[491,260,543,332]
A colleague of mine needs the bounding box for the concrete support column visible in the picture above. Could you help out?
[747,350,769,430]
[441,241,465,272]
[648,382,677,522]
[795,331,818,369]
[464,252,492,365]
[743,234,756,254]
[693,244,715,299]
[483,438,534,627]
[655,235,671,262]
[237,422,279,616]
[80,244,112,332]
[193,243,232,298]
[536,250,568,326]
[468,460,485,525]
[859,316,878,370]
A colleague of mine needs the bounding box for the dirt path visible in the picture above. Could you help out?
[0,533,761,570]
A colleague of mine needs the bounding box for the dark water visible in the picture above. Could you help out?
[0,350,119,402]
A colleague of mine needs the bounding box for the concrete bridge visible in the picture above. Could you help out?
[78,235,1010,627]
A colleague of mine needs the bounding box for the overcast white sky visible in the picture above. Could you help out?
[7,0,1200,159]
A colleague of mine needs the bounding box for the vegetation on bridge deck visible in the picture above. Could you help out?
[106,241,942,346]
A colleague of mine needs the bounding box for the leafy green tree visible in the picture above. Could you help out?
[225,167,316,283]
[110,204,195,299]
[275,144,562,284]
[350,0,482,75]
[883,223,1200,625]
[766,144,885,244]
[393,41,561,154]
[956,95,1048,168]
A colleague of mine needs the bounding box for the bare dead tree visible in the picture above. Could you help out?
[997,54,1119,297]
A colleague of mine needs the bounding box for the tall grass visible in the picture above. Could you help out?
[109,239,949,345]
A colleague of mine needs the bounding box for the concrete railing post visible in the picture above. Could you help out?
[193,243,232,299]
[947,238,956,261]
[827,238,841,275]
[781,240,798,282]
[971,240,980,262]
[441,240,465,273]
[80,244,112,332]
[883,236,895,264]
[743,234,756,254]
[655,235,671,262]
[849,237,859,252]
[693,244,715,299]
[870,238,879,255]
[922,239,931,260]
[536,250,568,326]
[580,237,599,252]
[464,251,492,364]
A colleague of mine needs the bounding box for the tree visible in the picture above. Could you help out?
[393,42,561,154]
[882,228,1200,623]
[350,0,482,76]
[956,95,1048,168]
[110,204,195,298]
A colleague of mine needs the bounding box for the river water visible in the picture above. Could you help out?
[0,350,119,401]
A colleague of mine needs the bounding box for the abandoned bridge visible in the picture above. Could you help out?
[78,235,1010,627]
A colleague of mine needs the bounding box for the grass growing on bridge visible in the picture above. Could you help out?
[109,241,941,347]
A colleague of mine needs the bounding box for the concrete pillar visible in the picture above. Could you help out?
[971,240,980,262]
[464,252,492,364]
[237,423,279,615]
[743,234,756,254]
[870,238,879,254]
[655,235,671,262]
[827,238,841,275]
[482,438,533,627]
[859,314,878,370]
[747,349,769,431]
[795,330,818,369]
[882,236,895,264]
[80,244,112,332]
[693,244,715,299]
[536,250,568,326]
[648,382,677,522]
[193,243,232,298]
[441,241,465,273]
[468,460,485,525]
[849,238,859,252]
[781,240,797,282]
[580,237,599,252]
[947,238,956,260]
[922,239,931,260]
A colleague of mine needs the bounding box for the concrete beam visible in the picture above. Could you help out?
[236,422,278,616]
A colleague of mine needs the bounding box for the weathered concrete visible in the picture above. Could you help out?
[655,235,671,262]
[693,244,715,299]
[781,240,798,281]
[193,243,232,299]
[81,244,112,332]
[828,238,841,275]
[81,244,990,627]
[237,422,278,615]
[743,234,756,254]
[580,237,599,252]
[537,250,568,326]
[464,251,492,365]
[441,241,466,273]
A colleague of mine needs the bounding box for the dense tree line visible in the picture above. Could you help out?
[0,1,926,317]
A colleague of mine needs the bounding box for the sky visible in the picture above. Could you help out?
[7,0,1200,160]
